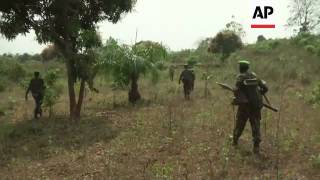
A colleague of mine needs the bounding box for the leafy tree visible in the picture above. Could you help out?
[208,30,243,61]
[0,0,136,120]
[43,68,63,118]
[257,35,267,43]
[18,53,31,62]
[99,38,164,103]
[287,0,320,33]
[196,38,212,53]
[133,41,168,63]
[41,45,60,62]
[225,18,246,38]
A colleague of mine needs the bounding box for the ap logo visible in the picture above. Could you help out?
[251,0,276,28]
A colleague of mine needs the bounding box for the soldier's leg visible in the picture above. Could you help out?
[32,96,38,119]
[249,110,261,154]
[186,82,191,100]
[183,83,188,99]
[233,106,249,145]
[35,97,41,118]
[38,95,44,117]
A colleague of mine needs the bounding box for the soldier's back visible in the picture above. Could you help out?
[30,78,44,94]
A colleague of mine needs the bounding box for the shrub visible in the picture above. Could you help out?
[309,83,320,105]
[252,40,280,54]
[43,69,63,117]
[310,154,320,168]
[0,60,27,83]
[7,63,27,82]
[0,78,8,92]
[208,30,243,61]
[305,45,316,54]
[257,35,266,43]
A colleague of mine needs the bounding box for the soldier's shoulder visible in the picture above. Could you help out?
[236,73,246,80]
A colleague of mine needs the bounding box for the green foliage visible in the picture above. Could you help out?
[292,33,320,56]
[0,78,8,92]
[187,56,198,66]
[133,41,168,63]
[0,0,137,117]
[257,35,267,43]
[0,59,27,83]
[310,154,320,168]
[0,0,136,42]
[225,19,246,38]
[43,69,63,117]
[99,38,161,88]
[169,49,193,63]
[309,83,320,105]
[305,45,316,54]
[77,30,103,53]
[208,30,243,61]
[151,161,174,179]
[251,39,280,54]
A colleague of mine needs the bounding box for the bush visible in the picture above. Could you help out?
[257,35,266,43]
[208,30,243,61]
[6,63,27,82]
[187,57,198,66]
[0,60,27,83]
[305,45,316,54]
[43,69,63,117]
[310,154,320,168]
[0,78,8,92]
[252,40,280,54]
[309,83,320,105]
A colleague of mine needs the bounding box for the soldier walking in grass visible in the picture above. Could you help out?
[25,71,46,119]
[179,64,195,100]
[232,60,268,154]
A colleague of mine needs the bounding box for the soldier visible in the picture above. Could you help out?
[232,60,268,154]
[179,64,195,100]
[25,71,46,119]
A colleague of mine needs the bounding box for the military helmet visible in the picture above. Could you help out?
[238,60,250,65]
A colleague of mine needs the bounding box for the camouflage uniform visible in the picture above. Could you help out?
[233,71,268,153]
[179,68,195,100]
[26,73,46,119]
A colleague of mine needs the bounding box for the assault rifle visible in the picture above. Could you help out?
[216,82,278,112]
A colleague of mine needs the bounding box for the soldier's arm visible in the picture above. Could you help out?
[235,75,243,91]
[25,81,31,100]
[192,71,195,81]
[179,72,183,84]
[258,79,268,95]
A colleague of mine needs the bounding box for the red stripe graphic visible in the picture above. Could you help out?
[251,24,275,28]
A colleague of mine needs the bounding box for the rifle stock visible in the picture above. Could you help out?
[216,82,278,112]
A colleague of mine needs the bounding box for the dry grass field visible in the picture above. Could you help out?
[0,39,320,179]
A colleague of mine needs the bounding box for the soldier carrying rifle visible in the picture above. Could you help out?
[217,60,276,154]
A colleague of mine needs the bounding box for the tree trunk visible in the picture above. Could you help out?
[74,80,86,120]
[129,73,141,104]
[65,59,77,120]
[58,42,86,121]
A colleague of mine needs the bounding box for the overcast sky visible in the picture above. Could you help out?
[0,0,292,54]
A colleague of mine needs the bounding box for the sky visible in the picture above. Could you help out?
[0,0,292,54]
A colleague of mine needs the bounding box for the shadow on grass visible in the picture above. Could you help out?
[0,116,119,167]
